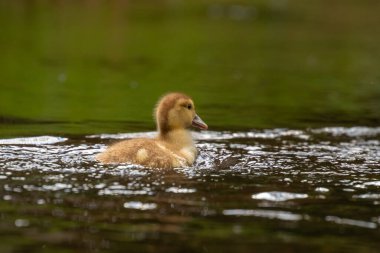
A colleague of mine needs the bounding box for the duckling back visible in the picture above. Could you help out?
[96,138,191,168]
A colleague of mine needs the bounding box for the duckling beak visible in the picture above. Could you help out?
[192,114,208,130]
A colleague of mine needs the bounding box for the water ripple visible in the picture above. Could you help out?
[326,216,378,229]
[1,126,379,233]
[251,192,308,201]
[223,209,305,221]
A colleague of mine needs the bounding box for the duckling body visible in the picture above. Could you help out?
[96,93,207,168]
[97,129,196,168]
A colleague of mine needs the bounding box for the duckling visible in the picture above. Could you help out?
[96,92,208,168]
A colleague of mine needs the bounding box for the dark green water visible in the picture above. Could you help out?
[0,1,380,252]
[1,0,380,136]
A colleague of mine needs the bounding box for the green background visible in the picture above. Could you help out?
[0,0,379,137]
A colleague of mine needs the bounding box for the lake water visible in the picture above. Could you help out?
[1,127,380,252]
[0,1,380,252]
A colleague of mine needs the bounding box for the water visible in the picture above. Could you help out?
[1,0,380,136]
[1,127,379,252]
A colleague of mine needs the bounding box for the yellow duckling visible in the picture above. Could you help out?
[96,92,208,168]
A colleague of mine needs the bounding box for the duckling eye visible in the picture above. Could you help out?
[187,104,192,110]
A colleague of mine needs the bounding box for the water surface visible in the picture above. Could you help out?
[1,127,379,252]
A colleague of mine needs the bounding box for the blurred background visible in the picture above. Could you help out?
[0,0,379,136]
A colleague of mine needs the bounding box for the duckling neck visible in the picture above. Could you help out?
[158,129,194,148]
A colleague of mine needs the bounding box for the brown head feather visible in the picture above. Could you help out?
[154,92,190,134]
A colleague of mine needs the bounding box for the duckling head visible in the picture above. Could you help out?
[155,92,208,135]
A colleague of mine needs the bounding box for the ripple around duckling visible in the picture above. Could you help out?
[0,127,380,234]
[87,127,380,143]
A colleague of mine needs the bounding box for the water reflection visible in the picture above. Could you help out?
[0,127,380,251]
[123,201,157,210]
[326,216,378,229]
[223,209,305,221]
[251,192,308,201]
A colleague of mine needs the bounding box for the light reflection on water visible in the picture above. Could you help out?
[251,192,308,201]
[223,209,306,221]
[0,127,380,251]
